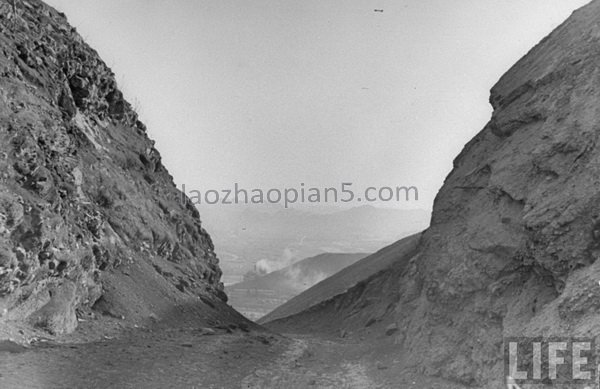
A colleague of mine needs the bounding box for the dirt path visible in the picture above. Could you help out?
[241,336,380,389]
[0,326,285,389]
[0,326,469,388]
[0,326,384,389]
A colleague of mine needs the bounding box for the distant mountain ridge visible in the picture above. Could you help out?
[200,204,430,284]
[226,252,369,320]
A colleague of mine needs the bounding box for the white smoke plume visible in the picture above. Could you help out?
[254,247,297,275]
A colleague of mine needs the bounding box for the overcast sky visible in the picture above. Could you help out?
[46,0,589,211]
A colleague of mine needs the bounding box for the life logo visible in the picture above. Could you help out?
[504,337,598,388]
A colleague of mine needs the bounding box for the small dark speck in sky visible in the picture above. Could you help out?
[374,9,384,13]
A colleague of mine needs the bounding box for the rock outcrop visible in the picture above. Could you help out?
[266,1,600,387]
[0,0,227,336]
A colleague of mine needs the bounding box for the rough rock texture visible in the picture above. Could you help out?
[267,2,600,387]
[0,0,226,336]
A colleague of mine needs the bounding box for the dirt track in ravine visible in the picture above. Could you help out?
[0,325,467,389]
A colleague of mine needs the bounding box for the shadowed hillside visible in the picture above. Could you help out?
[264,2,600,386]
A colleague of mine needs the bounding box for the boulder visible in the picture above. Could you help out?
[384,323,398,336]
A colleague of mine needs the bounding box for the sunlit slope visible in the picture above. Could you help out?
[258,233,421,324]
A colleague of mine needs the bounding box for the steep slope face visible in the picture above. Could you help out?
[0,0,227,337]
[267,1,600,386]
[260,234,420,324]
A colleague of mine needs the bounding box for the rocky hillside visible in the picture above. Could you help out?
[0,0,235,338]
[266,1,600,387]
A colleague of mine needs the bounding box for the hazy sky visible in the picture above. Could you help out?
[46,0,589,211]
